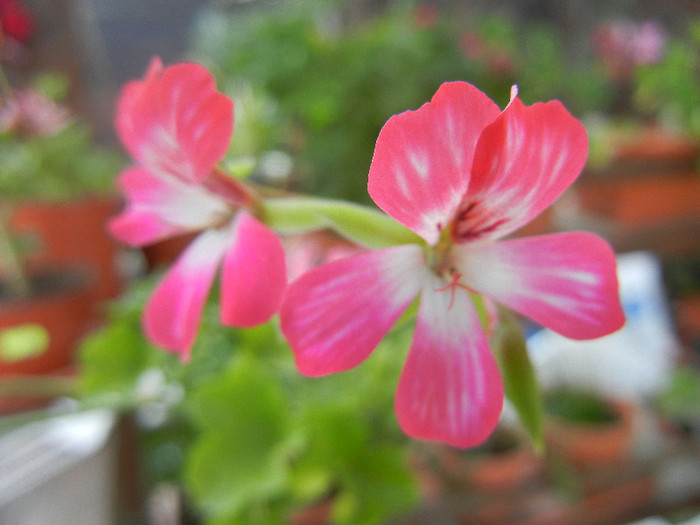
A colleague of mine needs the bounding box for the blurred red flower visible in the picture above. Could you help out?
[0,0,34,43]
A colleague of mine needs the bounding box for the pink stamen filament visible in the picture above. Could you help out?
[434,271,473,310]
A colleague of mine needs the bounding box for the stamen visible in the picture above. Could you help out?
[434,271,472,310]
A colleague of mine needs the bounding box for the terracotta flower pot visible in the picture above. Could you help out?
[402,435,544,525]
[422,427,542,494]
[673,294,700,354]
[10,196,123,305]
[0,270,92,376]
[544,393,636,471]
[567,126,700,257]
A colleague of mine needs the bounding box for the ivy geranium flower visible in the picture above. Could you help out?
[109,58,286,359]
[280,82,625,448]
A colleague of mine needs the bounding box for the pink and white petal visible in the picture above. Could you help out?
[453,232,625,340]
[220,211,287,327]
[280,245,426,376]
[109,167,230,246]
[143,228,230,359]
[368,82,501,245]
[452,97,588,242]
[116,59,233,184]
[109,208,185,247]
[396,275,504,448]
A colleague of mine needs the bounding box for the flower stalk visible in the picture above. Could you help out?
[0,202,30,298]
[262,196,421,249]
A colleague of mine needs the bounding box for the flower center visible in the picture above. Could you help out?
[428,228,477,310]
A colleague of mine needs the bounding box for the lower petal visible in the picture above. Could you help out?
[396,275,504,448]
[220,211,287,327]
[453,232,625,339]
[143,229,229,359]
[280,245,425,376]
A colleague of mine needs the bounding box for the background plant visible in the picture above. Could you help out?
[0,71,123,298]
[192,2,611,204]
[80,275,420,525]
[0,73,123,203]
[633,19,700,138]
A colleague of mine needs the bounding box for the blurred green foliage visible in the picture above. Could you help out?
[192,1,612,204]
[0,123,123,201]
[633,20,700,139]
[79,275,420,524]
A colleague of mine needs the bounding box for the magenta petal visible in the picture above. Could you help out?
[396,275,504,448]
[453,232,626,340]
[220,211,287,327]
[116,59,233,183]
[368,82,501,245]
[454,96,588,241]
[143,229,230,359]
[108,209,183,247]
[280,245,425,376]
[109,167,229,246]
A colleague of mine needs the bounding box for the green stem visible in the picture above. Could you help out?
[0,204,31,298]
[261,196,421,249]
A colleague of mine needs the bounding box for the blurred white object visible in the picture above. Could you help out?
[528,251,680,400]
[0,409,117,525]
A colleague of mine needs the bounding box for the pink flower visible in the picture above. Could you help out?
[109,58,286,359]
[0,87,70,135]
[593,20,667,81]
[280,82,625,448]
[284,229,365,283]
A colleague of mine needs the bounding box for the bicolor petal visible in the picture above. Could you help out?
[452,96,588,242]
[368,82,501,245]
[143,228,231,358]
[109,167,231,246]
[395,275,504,448]
[220,211,287,327]
[280,245,426,376]
[116,57,233,184]
[453,232,625,339]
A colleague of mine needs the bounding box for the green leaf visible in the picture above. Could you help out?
[184,355,292,518]
[262,197,421,249]
[78,321,150,398]
[186,431,289,519]
[491,309,544,451]
[0,323,49,362]
[334,445,419,525]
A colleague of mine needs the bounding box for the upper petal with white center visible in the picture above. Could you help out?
[452,96,588,242]
[116,58,233,184]
[368,82,501,246]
